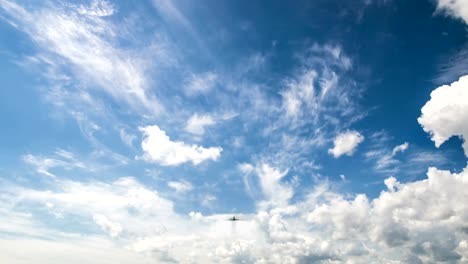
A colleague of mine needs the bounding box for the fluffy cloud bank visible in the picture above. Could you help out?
[139,125,222,165]
[328,130,364,158]
[3,164,468,263]
[418,75,468,157]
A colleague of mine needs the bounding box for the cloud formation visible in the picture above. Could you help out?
[328,130,364,158]
[435,0,468,24]
[139,125,222,166]
[280,44,356,126]
[418,75,468,156]
[22,150,87,177]
[1,1,467,263]
[255,164,293,208]
[3,164,468,263]
[0,0,161,114]
[168,180,193,193]
[185,114,216,135]
[392,142,409,155]
[185,72,218,95]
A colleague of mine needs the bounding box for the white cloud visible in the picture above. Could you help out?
[328,130,364,158]
[392,142,409,155]
[281,70,316,118]
[22,150,86,177]
[3,164,468,263]
[1,3,468,263]
[201,194,217,208]
[167,180,193,193]
[418,75,468,157]
[0,237,155,264]
[255,164,293,209]
[366,149,400,173]
[365,142,410,174]
[139,125,222,166]
[77,0,115,17]
[185,114,216,135]
[384,176,399,192]
[185,112,237,136]
[365,132,438,175]
[0,0,161,114]
[239,163,293,209]
[185,72,218,95]
[119,129,136,148]
[436,0,468,24]
[280,44,357,125]
[93,214,123,238]
[6,177,177,239]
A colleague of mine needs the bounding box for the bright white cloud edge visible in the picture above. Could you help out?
[2,164,468,263]
[418,75,468,157]
[139,125,222,166]
[436,0,468,24]
[328,130,365,158]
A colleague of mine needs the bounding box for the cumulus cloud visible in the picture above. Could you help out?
[3,165,468,263]
[1,4,468,262]
[5,76,468,261]
[328,130,364,158]
[435,0,468,24]
[139,125,222,166]
[185,114,216,135]
[418,75,468,156]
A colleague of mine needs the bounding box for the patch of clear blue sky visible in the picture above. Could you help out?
[0,0,466,215]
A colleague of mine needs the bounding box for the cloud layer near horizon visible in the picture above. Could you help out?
[3,159,468,263]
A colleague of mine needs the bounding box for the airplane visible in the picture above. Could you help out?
[227,216,241,221]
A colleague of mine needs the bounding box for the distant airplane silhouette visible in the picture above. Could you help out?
[227,216,241,221]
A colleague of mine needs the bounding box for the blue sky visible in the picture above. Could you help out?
[1,0,468,263]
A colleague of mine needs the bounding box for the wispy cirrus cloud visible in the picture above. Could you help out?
[119,129,136,148]
[392,142,409,155]
[167,180,193,193]
[0,0,162,115]
[2,1,467,263]
[22,149,87,177]
[185,114,216,136]
[239,44,365,171]
[241,163,294,209]
[185,72,218,96]
[280,44,358,127]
